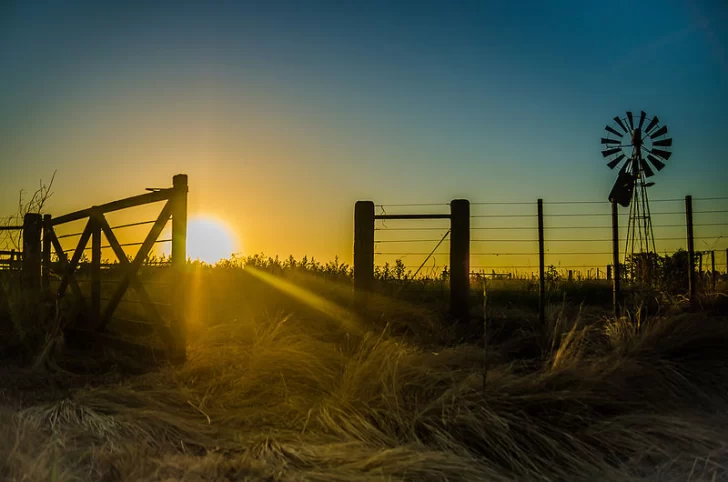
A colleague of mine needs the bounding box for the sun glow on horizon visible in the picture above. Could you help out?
[186,217,237,264]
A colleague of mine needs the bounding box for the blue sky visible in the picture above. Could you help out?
[1,0,726,261]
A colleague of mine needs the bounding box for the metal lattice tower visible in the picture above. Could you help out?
[600,111,673,279]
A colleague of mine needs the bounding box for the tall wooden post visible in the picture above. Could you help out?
[22,213,42,292]
[537,199,545,324]
[171,174,188,361]
[450,199,470,322]
[42,214,52,293]
[354,201,375,304]
[611,201,621,317]
[685,195,695,304]
[91,212,102,326]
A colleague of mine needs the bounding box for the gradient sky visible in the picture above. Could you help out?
[1,0,726,266]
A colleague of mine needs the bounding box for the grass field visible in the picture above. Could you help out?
[1,258,728,481]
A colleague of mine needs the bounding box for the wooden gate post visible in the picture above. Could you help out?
[22,213,42,292]
[91,212,102,325]
[171,174,188,360]
[611,201,621,317]
[354,201,375,304]
[685,195,695,304]
[42,214,52,293]
[537,199,545,324]
[450,199,470,322]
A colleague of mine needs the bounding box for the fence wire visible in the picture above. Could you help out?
[373,197,728,281]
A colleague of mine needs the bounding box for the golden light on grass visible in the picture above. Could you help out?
[244,266,365,336]
[187,217,237,264]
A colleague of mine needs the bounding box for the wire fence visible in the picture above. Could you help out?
[373,197,728,281]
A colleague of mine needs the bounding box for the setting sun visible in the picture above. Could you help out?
[186,217,237,264]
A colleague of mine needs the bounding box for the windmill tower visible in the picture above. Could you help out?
[601,111,673,280]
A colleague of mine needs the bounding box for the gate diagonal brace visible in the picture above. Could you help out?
[57,218,93,298]
[48,227,88,311]
[96,204,175,349]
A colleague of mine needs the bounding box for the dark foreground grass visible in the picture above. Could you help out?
[2,288,728,481]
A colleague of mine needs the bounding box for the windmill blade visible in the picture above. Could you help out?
[602,148,622,157]
[626,111,634,130]
[644,116,659,134]
[607,154,625,169]
[647,154,666,171]
[613,116,628,133]
[605,125,623,137]
[650,125,668,138]
[651,148,672,160]
[652,138,672,147]
[640,158,655,177]
[638,111,646,129]
[601,137,621,145]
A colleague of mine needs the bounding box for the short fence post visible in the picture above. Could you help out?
[91,212,102,326]
[42,214,52,293]
[171,174,188,361]
[611,201,621,317]
[711,250,716,292]
[537,199,545,324]
[685,195,695,304]
[354,201,375,305]
[725,248,728,276]
[450,199,470,322]
[22,213,42,292]
[607,264,612,281]
[698,252,703,276]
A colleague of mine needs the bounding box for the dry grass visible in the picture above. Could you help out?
[1,269,728,481]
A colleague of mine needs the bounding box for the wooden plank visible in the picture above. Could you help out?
[52,189,173,226]
[374,214,450,220]
[98,202,172,331]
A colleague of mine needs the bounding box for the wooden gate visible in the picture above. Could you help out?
[42,174,188,362]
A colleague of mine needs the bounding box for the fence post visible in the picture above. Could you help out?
[91,212,102,326]
[607,264,612,281]
[711,250,716,292]
[611,201,621,317]
[450,199,470,322]
[171,174,188,361]
[537,199,545,324]
[698,252,703,276]
[42,214,52,293]
[685,195,695,304]
[22,213,42,292]
[354,201,375,305]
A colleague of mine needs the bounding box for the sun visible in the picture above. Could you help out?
[185,217,237,264]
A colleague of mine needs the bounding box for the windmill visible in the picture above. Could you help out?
[600,111,673,276]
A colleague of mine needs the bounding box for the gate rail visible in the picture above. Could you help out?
[41,174,188,361]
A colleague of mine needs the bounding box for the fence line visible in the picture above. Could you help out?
[363,195,727,318]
